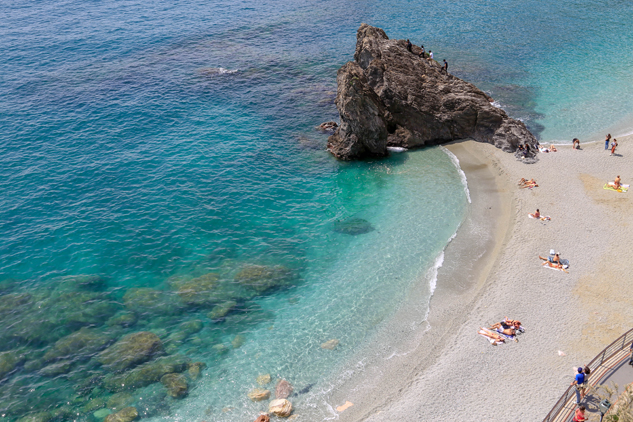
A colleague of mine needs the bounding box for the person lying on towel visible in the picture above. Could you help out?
[490,319,521,336]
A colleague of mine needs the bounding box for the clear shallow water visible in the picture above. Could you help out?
[1,0,632,420]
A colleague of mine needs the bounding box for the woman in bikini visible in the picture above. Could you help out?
[529,209,540,218]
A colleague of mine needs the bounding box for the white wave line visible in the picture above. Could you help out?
[440,146,471,203]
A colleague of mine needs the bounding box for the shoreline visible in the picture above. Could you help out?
[323,140,514,420]
[327,136,633,421]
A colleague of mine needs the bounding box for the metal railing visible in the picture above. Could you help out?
[542,328,633,422]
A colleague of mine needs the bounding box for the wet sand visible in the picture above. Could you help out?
[329,136,633,422]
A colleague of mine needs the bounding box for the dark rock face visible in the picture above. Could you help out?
[328,24,536,160]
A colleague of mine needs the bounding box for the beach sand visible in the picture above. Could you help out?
[328,137,633,422]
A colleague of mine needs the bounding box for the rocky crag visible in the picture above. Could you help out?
[327,24,537,160]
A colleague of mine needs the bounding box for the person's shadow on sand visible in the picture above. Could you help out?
[611,153,623,157]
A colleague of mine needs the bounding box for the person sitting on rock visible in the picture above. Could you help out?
[406,39,412,52]
[419,45,425,57]
[428,50,433,60]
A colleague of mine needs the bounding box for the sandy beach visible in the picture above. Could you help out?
[327,136,633,422]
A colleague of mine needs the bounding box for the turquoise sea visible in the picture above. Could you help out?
[1,0,633,421]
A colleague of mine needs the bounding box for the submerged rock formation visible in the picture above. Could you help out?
[328,24,536,160]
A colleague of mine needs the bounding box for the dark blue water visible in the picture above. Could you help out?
[1,0,632,420]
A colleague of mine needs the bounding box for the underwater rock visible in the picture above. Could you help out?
[167,319,204,345]
[268,399,293,417]
[107,392,135,410]
[234,265,294,293]
[97,332,163,372]
[23,358,45,373]
[0,350,24,379]
[248,388,271,402]
[55,291,120,328]
[135,391,170,418]
[57,275,106,291]
[39,360,73,377]
[94,408,112,419]
[212,344,229,355]
[104,406,138,422]
[231,335,245,349]
[332,218,374,235]
[123,288,182,317]
[15,412,52,422]
[107,311,138,328]
[321,339,339,350]
[169,273,220,307]
[207,301,237,320]
[44,327,113,362]
[187,361,206,380]
[275,379,293,399]
[81,397,107,413]
[104,354,190,392]
[257,373,271,386]
[160,373,188,398]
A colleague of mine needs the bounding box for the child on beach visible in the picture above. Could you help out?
[610,139,618,155]
[572,138,580,149]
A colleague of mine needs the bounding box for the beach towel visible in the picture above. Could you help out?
[493,327,518,342]
[528,214,551,221]
[604,183,629,193]
[478,329,503,346]
[542,262,569,273]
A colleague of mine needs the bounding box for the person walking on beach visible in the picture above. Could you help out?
[605,133,612,150]
[611,138,618,155]
[571,367,586,404]
[442,59,448,72]
[573,405,587,422]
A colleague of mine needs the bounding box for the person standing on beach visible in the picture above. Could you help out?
[605,133,612,150]
[571,367,586,404]
[628,342,633,365]
[611,139,618,155]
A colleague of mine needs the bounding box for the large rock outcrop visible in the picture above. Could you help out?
[328,24,536,160]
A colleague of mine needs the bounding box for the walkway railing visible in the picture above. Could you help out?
[542,328,633,422]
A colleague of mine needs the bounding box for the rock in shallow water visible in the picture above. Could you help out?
[97,332,163,372]
[234,265,294,293]
[187,361,206,380]
[320,339,339,350]
[268,399,292,417]
[248,388,271,402]
[256,373,271,386]
[0,350,23,379]
[39,360,72,377]
[103,354,190,392]
[44,327,113,362]
[332,218,374,235]
[275,379,293,399]
[327,24,536,160]
[161,373,188,398]
[104,406,138,422]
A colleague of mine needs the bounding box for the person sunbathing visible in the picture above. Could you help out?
[490,320,520,336]
[529,209,541,218]
[539,253,561,264]
[479,328,504,343]
[550,145,558,152]
[520,179,538,188]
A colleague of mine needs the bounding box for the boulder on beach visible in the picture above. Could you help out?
[332,218,374,235]
[44,327,113,362]
[97,332,163,372]
[275,379,293,399]
[103,354,190,392]
[104,406,138,422]
[268,399,293,418]
[160,373,188,398]
[321,339,339,350]
[234,265,294,293]
[327,24,536,160]
[248,388,271,402]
